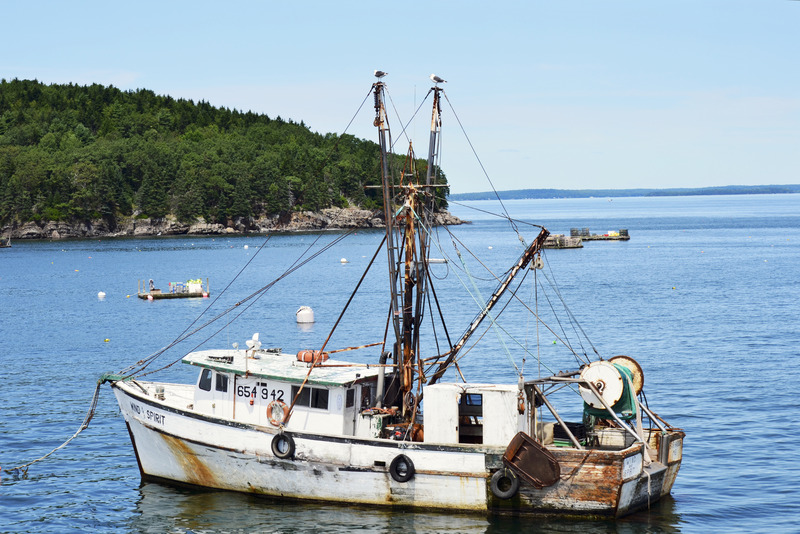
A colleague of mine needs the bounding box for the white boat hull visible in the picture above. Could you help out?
[113,380,683,517]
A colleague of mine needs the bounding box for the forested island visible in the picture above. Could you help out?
[450,184,800,201]
[0,79,452,239]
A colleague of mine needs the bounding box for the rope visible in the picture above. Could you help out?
[441,91,524,242]
[2,378,103,476]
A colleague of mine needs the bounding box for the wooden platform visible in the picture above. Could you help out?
[582,234,630,241]
[137,291,208,300]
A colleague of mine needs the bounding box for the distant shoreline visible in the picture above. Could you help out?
[0,208,464,241]
[450,184,800,201]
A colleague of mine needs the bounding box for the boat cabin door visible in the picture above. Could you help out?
[458,393,484,444]
[195,368,233,419]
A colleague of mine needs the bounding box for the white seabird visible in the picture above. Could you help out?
[430,74,447,84]
[374,70,388,78]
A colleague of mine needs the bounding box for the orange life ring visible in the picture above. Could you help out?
[267,400,288,426]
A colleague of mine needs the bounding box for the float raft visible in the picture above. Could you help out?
[572,228,630,241]
[138,278,209,299]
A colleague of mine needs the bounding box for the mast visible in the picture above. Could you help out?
[373,81,403,355]
[372,78,459,415]
[412,86,442,359]
[425,86,442,189]
[373,80,417,413]
[373,80,440,416]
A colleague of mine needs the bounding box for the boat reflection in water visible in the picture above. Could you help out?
[129,483,683,533]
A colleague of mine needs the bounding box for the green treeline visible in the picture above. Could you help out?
[0,79,447,226]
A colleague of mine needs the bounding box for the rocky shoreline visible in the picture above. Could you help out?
[0,208,465,240]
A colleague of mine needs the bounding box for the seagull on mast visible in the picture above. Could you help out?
[430,74,447,84]
[374,70,388,78]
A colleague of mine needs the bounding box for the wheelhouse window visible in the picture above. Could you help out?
[215,373,228,393]
[199,369,212,391]
[346,388,355,408]
[311,388,329,410]
[291,385,329,410]
[360,385,373,410]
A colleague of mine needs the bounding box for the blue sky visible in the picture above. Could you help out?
[2,1,798,193]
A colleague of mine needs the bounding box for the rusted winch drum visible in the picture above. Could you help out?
[579,361,625,409]
[578,356,644,409]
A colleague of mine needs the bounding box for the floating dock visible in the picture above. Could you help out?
[138,278,209,299]
[544,229,630,249]
[544,235,583,249]
[571,228,630,241]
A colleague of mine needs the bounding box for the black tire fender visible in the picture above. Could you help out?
[490,468,520,499]
[271,432,296,460]
[389,453,415,483]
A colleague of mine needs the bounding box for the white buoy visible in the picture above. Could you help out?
[244,245,249,249]
[296,306,315,324]
[97,291,106,299]
[340,258,348,263]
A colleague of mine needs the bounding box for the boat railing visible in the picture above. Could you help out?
[527,375,645,450]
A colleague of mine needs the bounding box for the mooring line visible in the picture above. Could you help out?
[2,377,104,478]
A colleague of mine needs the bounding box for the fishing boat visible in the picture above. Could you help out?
[106,76,684,518]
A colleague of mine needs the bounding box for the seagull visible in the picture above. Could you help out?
[430,74,447,84]
[374,70,388,78]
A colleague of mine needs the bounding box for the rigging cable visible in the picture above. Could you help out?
[454,240,519,375]
[134,229,358,378]
[538,255,598,364]
[446,199,545,230]
[283,234,388,426]
[421,215,583,377]
[386,86,432,154]
[441,91,525,244]
[419,212,557,377]
[122,85,379,377]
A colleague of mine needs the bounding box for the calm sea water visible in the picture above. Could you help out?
[1,194,799,533]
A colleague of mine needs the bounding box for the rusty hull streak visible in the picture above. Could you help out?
[159,433,219,488]
[507,448,625,516]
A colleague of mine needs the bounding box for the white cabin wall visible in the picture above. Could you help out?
[230,376,290,426]
[422,383,521,445]
[481,386,519,446]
